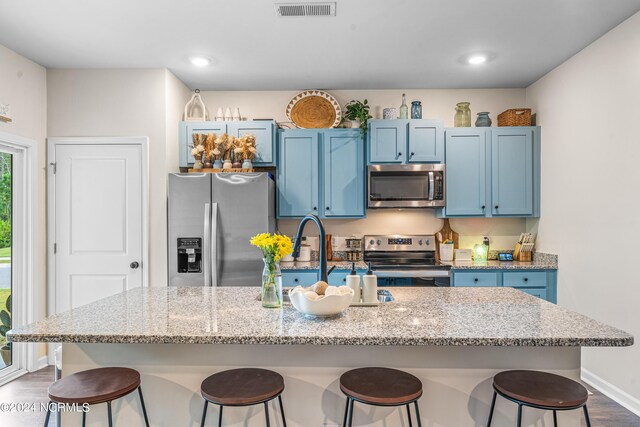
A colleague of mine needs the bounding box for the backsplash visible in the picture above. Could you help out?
[276,210,528,251]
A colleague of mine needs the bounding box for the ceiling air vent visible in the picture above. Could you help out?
[275,2,336,17]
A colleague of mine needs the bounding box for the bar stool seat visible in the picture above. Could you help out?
[200,368,286,427]
[487,370,591,427]
[44,367,150,427]
[340,367,423,427]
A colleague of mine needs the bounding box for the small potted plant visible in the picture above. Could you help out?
[0,294,11,365]
[343,99,372,135]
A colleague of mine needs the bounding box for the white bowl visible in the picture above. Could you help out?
[289,287,354,318]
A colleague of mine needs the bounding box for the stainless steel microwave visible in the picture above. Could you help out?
[368,164,446,208]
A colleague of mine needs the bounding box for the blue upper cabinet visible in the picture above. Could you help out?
[277,129,366,219]
[368,119,444,164]
[277,130,319,217]
[440,126,540,218]
[491,128,536,216]
[408,120,444,163]
[180,122,226,167]
[444,129,488,216]
[227,121,275,165]
[179,120,276,168]
[322,130,365,217]
[368,120,407,163]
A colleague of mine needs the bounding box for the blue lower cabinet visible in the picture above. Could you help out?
[281,271,319,287]
[452,269,556,302]
[277,129,365,219]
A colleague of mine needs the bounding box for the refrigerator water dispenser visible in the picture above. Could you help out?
[177,238,202,273]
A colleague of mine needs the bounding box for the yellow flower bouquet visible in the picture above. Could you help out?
[250,233,293,308]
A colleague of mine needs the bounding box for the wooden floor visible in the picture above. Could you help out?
[0,367,638,426]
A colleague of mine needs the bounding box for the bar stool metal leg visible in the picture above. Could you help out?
[553,409,558,426]
[516,404,523,427]
[278,395,287,427]
[264,401,271,427]
[43,402,51,427]
[200,401,208,427]
[406,404,413,427]
[486,391,497,427]
[583,405,592,427]
[218,405,223,427]
[414,401,422,427]
[138,386,150,427]
[342,397,350,427]
[347,398,354,427]
[107,401,113,427]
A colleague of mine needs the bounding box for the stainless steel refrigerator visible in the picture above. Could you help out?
[168,173,275,286]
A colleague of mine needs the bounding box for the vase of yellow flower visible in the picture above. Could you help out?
[250,233,293,308]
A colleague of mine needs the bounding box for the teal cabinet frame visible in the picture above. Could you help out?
[440,126,540,218]
[451,268,557,303]
[368,119,444,164]
[179,120,276,168]
[277,129,366,219]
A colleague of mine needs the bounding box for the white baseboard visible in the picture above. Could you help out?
[35,355,48,371]
[582,368,640,417]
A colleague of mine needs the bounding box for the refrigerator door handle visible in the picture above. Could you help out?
[203,203,212,287]
[211,202,219,287]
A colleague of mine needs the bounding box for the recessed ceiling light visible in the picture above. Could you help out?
[468,55,487,65]
[190,56,211,67]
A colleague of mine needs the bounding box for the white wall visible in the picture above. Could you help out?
[200,88,529,249]
[526,11,640,407]
[0,44,47,358]
[47,69,190,287]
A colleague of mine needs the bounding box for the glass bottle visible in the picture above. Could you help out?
[399,94,408,119]
[411,101,422,119]
[261,259,283,308]
[454,102,471,127]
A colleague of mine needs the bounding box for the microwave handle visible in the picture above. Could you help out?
[428,171,435,201]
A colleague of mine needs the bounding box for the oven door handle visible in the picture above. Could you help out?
[373,269,451,278]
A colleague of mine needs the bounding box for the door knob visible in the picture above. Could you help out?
[130,261,140,269]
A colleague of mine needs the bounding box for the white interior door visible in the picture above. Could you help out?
[51,140,147,313]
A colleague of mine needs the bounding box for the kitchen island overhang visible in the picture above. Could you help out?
[8,287,633,426]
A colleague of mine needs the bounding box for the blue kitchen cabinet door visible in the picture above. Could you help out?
[179,122,226,167]
[444,129,489,216]
[322,130,365,218]
[277,130,319,217]
[227,121,275,166]
[368,120,407,163]
[491,128,535,216]
[408,120,444,163]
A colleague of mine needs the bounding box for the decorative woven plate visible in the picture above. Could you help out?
[286,90,342,128]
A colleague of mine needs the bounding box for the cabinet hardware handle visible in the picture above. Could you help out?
[495,205,499,209]
[313,206,317,210]
[474,278,479,282]
[524,278,528,282]
[481,205,486,210]
[326,207,330,210]
[410,152,415,157]
[397,152,402,157]
[294,278,299,282]
[130,261,140,269]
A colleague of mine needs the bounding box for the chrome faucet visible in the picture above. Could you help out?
[291,214,328,283]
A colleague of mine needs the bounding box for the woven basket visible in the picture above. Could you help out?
[498,109,532,126]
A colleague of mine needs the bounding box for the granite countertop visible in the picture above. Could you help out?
[9,287,631,347]
[281,259,557,271]
[280,260,368,270]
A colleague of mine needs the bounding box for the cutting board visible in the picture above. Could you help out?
[435,219,459,261]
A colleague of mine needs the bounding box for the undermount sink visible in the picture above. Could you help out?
[259,289,395,304]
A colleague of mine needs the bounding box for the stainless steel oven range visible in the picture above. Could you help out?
[364,234,450,286]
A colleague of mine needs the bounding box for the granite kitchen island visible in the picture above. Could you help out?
[9,287,632,427]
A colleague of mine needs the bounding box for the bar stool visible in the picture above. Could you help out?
[200,368,286,427]
[340,367,423,427]
[44,367,150,427]
[487,370,591,427]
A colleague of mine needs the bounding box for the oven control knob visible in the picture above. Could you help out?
[369,239,375,245]
[426,239,430,245]
[376,240,382,245]
[418,240,423,245]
